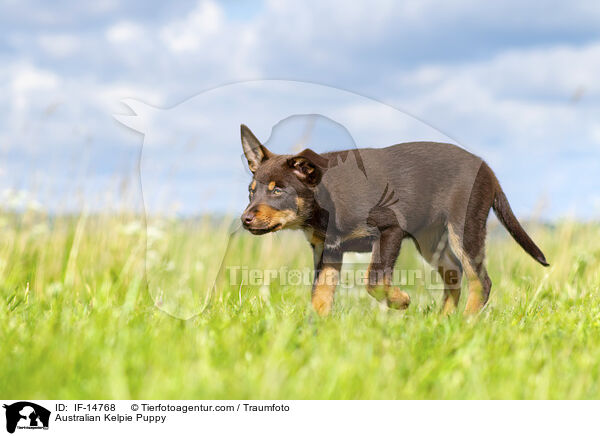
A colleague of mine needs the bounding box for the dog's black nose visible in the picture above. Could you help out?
[242,211,256,226]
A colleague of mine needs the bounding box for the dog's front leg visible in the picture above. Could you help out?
[367,227,410,310]
[311,244,342,316]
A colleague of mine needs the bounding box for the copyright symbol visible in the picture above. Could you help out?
[131,404,139,411]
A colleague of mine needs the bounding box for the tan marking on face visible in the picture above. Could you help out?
[251,180,257,190]
[312,265,339,316]
[254,204,298,229]
[294,197,312,222]
[268,181,276,191]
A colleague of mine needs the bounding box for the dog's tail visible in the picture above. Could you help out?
[492,188,549,266]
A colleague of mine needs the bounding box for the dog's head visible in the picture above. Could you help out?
[240,124,328,235]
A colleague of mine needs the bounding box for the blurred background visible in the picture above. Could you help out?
[1,0,599,218]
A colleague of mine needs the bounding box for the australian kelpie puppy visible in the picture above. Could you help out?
[239,124,548,316]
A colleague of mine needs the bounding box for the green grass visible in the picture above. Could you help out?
[1,209,600,399]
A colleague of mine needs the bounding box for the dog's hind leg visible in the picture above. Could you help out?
[438,248,463,315]
[367,227,410,310]
[414,228,463,315]
[447,219,491,315]
[446,162,496,315]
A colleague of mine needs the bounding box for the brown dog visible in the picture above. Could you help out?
[239,124,548,316]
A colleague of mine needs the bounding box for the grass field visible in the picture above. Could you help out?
[1,208,599,399]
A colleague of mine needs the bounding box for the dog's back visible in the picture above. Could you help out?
[319,142,484,234]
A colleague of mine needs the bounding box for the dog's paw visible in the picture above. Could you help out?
[312,294,333,316]
[386,288,410,310]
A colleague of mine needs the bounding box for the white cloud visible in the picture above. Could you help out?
[396,41,600,99]
[160,0,224,53]
[106,21,145,44]
[38,33,80,58]
[11,64,60,94]
[390,41,600,153]
[5,63,61,121]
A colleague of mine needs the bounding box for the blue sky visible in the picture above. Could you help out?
[1,0,599,218]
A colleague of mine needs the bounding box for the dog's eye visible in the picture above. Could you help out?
[272,187,283,195]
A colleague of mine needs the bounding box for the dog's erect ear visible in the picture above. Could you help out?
[287,148,328,186]
[241,124,272,173]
